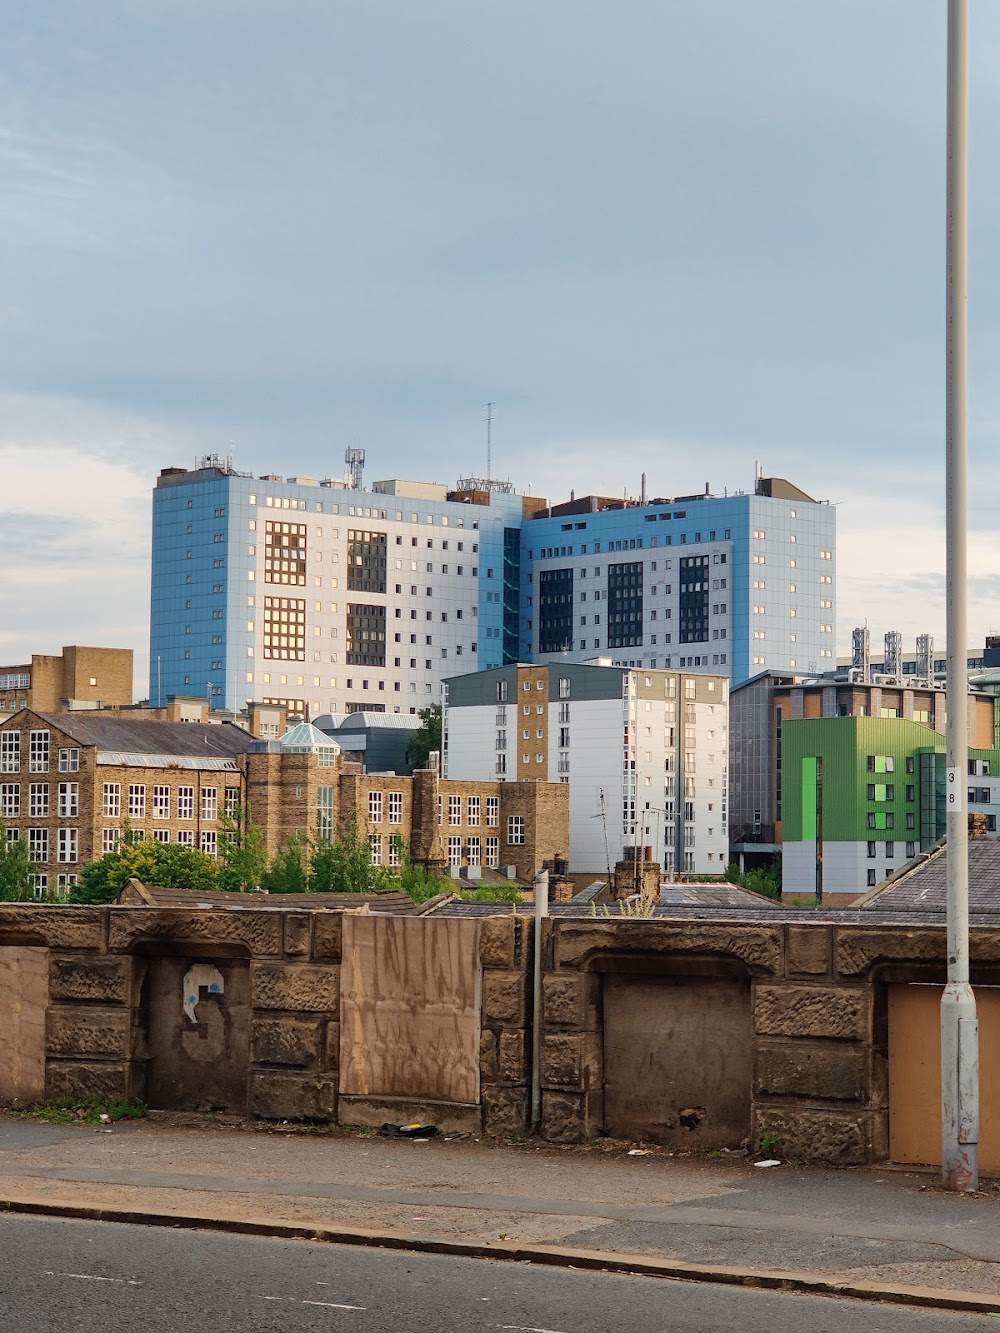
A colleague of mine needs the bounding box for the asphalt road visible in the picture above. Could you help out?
[0,1215,988,1333]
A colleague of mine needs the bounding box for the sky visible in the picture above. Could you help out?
[3,1,1000,692]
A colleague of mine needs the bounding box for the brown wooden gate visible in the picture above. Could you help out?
[888,983,1000,1170]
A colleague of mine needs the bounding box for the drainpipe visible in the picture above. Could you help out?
[530,867,549,1133]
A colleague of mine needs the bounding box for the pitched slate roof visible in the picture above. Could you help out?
[36,714,256,760]
[858,838,1000,918]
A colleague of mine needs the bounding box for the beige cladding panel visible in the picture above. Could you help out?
[0,946,48,1101]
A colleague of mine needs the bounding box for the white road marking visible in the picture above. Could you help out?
[498,1326,567,1333]
[46,1271,140,1286]
[301,1300,366,1310]
[254,1295,364,1311]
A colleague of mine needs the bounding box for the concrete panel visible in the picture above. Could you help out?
[145,956,250,1114]
[0,946,48,1102]
[602,974,752,1148]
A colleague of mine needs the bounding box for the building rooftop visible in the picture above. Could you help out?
[117,881,418,913]
[32,713,256,760]
[857,838,1000,918]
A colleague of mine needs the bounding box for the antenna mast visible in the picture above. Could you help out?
[484,401,495,482]
[345,447,365,491]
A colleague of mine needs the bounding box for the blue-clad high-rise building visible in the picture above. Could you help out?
[150,460,529,716]
[150,463,834,717]
[519,476,836,682]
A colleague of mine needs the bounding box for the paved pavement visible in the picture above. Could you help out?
[0,1212,989,1333]
[0,1115,997,1307]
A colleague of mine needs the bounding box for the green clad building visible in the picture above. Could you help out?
[782,716,1000,903]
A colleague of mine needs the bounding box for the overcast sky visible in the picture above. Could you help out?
[3,1,1000,690]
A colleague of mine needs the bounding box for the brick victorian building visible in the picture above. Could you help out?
[0,711,568,893]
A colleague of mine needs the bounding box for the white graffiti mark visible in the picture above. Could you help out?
[182,963,225,1024]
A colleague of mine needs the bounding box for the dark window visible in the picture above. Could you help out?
[607,561,643,649]
[679,554,710,643]
[346,603,387,667]
[538,568,574,654]
[347,529,387,594]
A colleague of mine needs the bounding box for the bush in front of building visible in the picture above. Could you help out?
[70,839,221,904]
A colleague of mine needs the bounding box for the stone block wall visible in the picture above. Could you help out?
[7,901,1000,1162]
[540,915,1000,1165]
[479,914,532,1136]
[0,903,531,1135]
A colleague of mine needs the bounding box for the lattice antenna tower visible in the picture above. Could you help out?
[345,447,365,491]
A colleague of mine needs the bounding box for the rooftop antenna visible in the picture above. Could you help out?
[455,402,514,494]
[345,447,365,491]
[484,401,495,482]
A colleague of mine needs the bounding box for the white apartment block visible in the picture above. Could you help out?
[442,662,729,876]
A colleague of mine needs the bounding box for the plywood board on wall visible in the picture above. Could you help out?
[340,915,482,1104]
[0,946,48,1102]
[889,983,1000,1171]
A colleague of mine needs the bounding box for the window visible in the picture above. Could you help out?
[906,813,916,829]
[103,783,121,818]
[177,786,195,820]
[102,828,119,855]
[29,783,49,818]
[467,795,480,826]
[225,787,241,818]
[467,835,481,866]
[153,828,171,844]
[201,788,218,822]
[58,783,78,818]
[447,794,462,826]
[369,833,383,865]
[448,835,462,867]
[867,869,877,887]
[58,748,80,773]
[486,835,500,868]
[153,785,170,819]
[369,790,383,824]
[387,835,402,867]
[507,815,525,845]
[29,730,49,773]
[487,796,499,827]
[388,791,403,824]
[200,830,219,858]
[0,731,20,773]
[57,828,78,863]
[176,829,194,846]
[0,783,18,819]
[867,842,876,858]
[28,827,48,862]
[129,784,146,819]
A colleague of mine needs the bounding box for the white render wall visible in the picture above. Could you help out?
[444,666,728,876]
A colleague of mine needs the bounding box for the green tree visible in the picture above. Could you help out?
[217,802,268,893]
[405,703,442,771]
[262,832,309,893]
[0,821,35,901]
[309,813,381,893]
[71,839,220,905]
